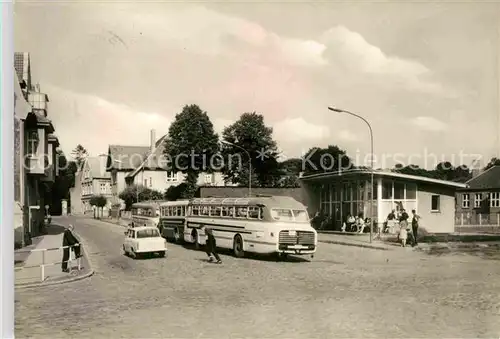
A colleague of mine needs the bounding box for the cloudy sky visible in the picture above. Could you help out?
[14,1,500,169]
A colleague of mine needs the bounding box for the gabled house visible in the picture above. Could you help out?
[106,129,230,205]
[456,166,500,223]
[14,52,62,246]
[70,155,112,214]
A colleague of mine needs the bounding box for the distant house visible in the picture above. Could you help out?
[455,166,500,225]
[70,155,112,214]
[106,129,231,205]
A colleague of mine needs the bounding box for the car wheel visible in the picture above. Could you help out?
[123,245,128,256]
[233,234,244,258]
[130,249,137,259]
[158,251,166,258]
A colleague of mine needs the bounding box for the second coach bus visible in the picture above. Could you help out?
[130,201,162,228]
[183,196,317,259]
[158,200,189,243]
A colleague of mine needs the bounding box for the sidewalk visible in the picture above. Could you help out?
[90,216,130,227]
[317,232,393,251]
[15,224,93,288]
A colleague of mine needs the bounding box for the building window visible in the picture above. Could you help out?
[205,173,214,184]
[490,192,500,207]
[166,171,177,182]
[149,177,152,187]
[474,193,482,208]
[100,183,106,194]
[381,181,393,199]
[406,183,417,200]
[462,194,470,208]
[394,182,405,200]
[26,131,39,156]
[144,179,147,187]
[431,195,440,212]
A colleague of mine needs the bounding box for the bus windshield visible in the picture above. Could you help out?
[136,229,160,238]
[270,209,309,222]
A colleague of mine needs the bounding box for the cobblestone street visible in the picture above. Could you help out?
[15,216,500,338]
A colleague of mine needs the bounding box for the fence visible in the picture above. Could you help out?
[15,244,83,283]
[454,212,500,233]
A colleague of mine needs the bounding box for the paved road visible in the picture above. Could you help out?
[15,216,500,338]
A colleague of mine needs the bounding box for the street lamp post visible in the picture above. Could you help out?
[328,106,375,243]
[221,140,252,197]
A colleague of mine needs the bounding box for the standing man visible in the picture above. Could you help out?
[204,227,222,264]
[62,224,80,273]
[411,209,421,247]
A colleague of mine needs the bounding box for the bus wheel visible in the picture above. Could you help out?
[173,228,180,243]
[233,235,244,258]
[192,230,200,250]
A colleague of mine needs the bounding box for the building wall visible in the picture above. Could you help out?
[456,190,500,215]
[416,184,456,233]
[130,170,229,192]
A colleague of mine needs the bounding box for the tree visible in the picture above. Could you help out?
[119,185,163,210]
[484,157,500,171]
[163,104,219,198]
[89,195,107,219]
[276,158,302,188]
[164,183,189,201]
[71,144,88,168]
[50,150,78,215]
[302,145,353,175]
[434,162,471,182]
[221,112,282,187]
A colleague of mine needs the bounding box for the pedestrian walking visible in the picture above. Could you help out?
[62,224,80,273]
[204,227,221,264]
[411,209,421,246]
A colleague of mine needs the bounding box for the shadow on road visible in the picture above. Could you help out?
[178,243,311,263]
[44,224,67,235]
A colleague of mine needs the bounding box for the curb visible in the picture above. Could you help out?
[95,218,129,228]
[15,231,95,290]
[318,239,390,251]
[415,242,500,252]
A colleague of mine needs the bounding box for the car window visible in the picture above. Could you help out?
[136,229,160,238]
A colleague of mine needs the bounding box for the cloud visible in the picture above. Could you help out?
[337,130,359,142]
[410,116,448,132]
[320,25,447,94]
[42,84,174,157]
[273,118,330,143]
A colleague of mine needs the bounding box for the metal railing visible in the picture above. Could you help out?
[15,243,83,283]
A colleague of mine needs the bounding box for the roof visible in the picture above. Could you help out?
[126,134,168,178]
[190,196,306,209]
[23,111,54,133]
[129,226,160,231]
[463,166,500,190]
[84,156,111,179]
[300,169,468,188]
[159,200,190,206]
[47,133,60,147]
[106,145,150,171]
[131,201,164,208]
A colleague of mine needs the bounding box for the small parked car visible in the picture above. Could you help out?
[123,226,167,259]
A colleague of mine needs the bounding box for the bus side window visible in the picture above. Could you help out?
[248,207,260,219]
[201,206,209,216]
[212,206,221,217]
[236,207,248,218]
[177,206,182,216]
[192,205,199,216]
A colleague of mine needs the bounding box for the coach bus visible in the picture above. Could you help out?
[158,200,189,243]
[130,201,162,228]
[183,196,317,259]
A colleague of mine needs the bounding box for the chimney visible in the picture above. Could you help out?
[150,129,156,153]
